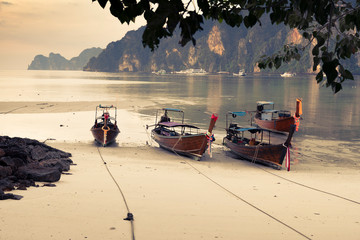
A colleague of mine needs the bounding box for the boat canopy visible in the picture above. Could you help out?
[162,108,183,112]
[256,101,274,106]
[158,121,199,129]
[98,104,115,108]
[261,109,278,113]
[229,126,261,133]
[229,111,247,117]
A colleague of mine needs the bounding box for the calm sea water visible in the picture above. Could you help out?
[1,70,359,167]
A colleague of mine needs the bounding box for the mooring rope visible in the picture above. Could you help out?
[169,150,311,240]
[252,144,260,163]
[256,165,360,205]
[172,135,183,152]
[0,105,28,114]
[144,125,154,146]
[97,147,135,240]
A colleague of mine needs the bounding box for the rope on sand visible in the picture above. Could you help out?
[97,147,135,240]
[256,165,360,205]
[144,125,155,146]
[171,151,312,240]
[0,105,28,114]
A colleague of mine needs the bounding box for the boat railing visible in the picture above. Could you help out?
[155,108,185,125]
[94,105,118,124]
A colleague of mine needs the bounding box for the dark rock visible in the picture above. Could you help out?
[0,148,5,157]
[40,158,71,172]
[16,185,27,190]
[0,156,25,170]
[31,145,48,160]
[44,151,72,160]
[0,178,15,191]
[0,191,23,200]
[0,166,12,179]
[15,179,35,190]
[3,147,29,162]
[43,183,56,187]
[0,136,73,200]
[17,164,61,182]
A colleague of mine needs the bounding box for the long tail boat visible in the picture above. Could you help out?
[224,111,296,169]
[253,98,302,133]
[90,105,120,147]
[147,108,218,160]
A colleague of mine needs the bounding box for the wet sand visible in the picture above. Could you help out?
[1,102,360,240]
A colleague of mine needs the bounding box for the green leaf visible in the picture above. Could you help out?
[316,71,324,83]
[312,46,319,56]
[97,0,108,8]
[332,82,342,94]
[343,70,354,80]
[244,13,258,27]
[313,57,320,71]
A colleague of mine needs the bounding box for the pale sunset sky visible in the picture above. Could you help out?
[0,0,145,70]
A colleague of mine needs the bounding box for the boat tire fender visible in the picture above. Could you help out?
[102,126,110,131]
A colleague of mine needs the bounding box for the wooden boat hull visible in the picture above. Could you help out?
[91,126,120,146]
[254,115,295,133]
[223,138,287,169]
[152,130,208,160]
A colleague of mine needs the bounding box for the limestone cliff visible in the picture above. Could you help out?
[207,25,225,56]
[83,20,360,75]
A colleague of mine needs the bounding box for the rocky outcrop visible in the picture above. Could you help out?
[84,19,309,74]
[28,47,103,70]
[81,19,360,74]
[118,54,141,72]
[0,136,73,200]
[207,25,225,56]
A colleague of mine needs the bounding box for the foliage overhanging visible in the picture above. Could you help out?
[92,0,360,93]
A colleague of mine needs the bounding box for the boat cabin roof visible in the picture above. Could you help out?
[261,109,278,113]
[98,104,115,109]
[229,126,261,133]
[158,121,199,129]
[229,125,281,134]
[162,108,183,113]
[257,101,274,106]
[229,111,247,117]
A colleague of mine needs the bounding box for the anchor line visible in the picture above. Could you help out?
[0,105,28,114]
[256,165,360,205]
[97,147,135,240]
[170,150,311,240]
[144,125,155,146]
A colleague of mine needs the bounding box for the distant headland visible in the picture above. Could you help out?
[28,47,103,70]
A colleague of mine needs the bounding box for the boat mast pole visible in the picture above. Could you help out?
[94,106,98,124]
[208,113,219,133]
[284,125,296,146]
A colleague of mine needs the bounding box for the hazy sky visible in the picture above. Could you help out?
[0,0,145,70]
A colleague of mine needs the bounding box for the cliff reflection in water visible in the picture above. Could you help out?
[20,70,355,141]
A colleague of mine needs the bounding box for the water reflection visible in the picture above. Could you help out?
[135,73,360,141]
[1,70,359,141]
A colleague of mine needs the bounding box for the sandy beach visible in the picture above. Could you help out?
[1,101,360,240]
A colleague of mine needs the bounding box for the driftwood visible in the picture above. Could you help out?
[0,136,73,200]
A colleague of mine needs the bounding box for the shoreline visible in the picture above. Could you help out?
[0,100,156,114]
[1,101,360,239]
